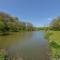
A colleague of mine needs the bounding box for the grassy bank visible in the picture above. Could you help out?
[45,31,60,60]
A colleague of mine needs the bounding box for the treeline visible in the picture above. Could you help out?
[37,16,60,31]
[0,12,59,35]
[36,16,60,31]
[0,12,34,35]
[49,16,60,31]
[43,16,60,31]
[34,27,49,31]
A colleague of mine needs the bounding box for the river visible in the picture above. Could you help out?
[0,31,51,60]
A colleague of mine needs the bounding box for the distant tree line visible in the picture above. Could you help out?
[36,16,60,31]
[35,27,49,31]
[34,16,60,31]
[0,12,34,35]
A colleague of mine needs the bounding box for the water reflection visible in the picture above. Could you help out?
[0,31,51,60]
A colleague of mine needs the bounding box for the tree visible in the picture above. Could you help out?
[50,17,60,30]
[0,13,10,34]
[26,22,33,31]
[8,16,20,32]
[0,12,34,35]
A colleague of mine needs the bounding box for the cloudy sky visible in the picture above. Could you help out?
[0,0,60,26]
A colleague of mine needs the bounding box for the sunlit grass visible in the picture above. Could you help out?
[46,31,60,60]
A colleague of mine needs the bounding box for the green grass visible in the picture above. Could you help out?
[0,49,6,60]
[46,31,60,60]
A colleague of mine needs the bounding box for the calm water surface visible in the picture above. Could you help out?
[0,31,51,60]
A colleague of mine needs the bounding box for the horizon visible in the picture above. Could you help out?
[0,0,60,27]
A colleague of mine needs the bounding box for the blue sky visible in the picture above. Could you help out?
[0,0,60,27]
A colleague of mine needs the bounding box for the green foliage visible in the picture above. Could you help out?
[46,31,60,60]
[50,16,60,30]
[0,12,34,35]
[45,32,53,39]
[0,49,6,60]
[49,41,60,49]
[34,27,49,31]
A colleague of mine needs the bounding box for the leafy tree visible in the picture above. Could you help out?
[0,13,10,34]
[50,17,60,30]
[0,12,34,35]
[26,22,33,31]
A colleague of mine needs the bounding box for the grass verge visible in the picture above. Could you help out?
[45,31,60,60]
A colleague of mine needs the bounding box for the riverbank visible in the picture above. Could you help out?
[45,31,60,60]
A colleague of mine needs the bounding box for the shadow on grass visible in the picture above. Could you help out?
[49,41,60,49]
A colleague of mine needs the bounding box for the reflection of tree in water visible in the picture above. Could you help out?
[0,32,28,48]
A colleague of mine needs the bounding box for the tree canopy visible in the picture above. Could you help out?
[0,12,34,35]
[49,16,60,30]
